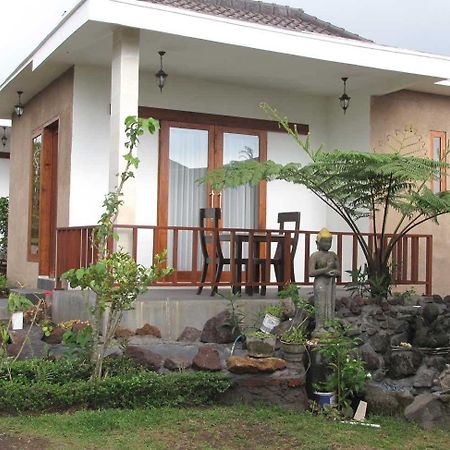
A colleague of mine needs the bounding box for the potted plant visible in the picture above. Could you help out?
[260,304,283,333]
[245,330,276,358]
[8,292,33,330]
[280,325,307,362]
[313,320,369,415]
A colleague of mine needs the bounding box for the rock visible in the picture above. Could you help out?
[365,382,414,415]
[164,357,192,371]
[369,333,390,353]
[405,393,450,430]
[388,350,422,379]
[192,346,221,371]
[438,365,450,390]
[272,320,292,337]
[125,345,163,371]
[9,325,44,344]
[200,311,236,344]
[72,321,90,332]
[358,343,383,371]
[115,326,135,338]
[350,297,364,315]
[226,356,286,374]
[281,298,296,319]
[413,365,438,388]
[425,356,447,373]
[135,323,161,338]
[42,327,65,345]
[177,326,202,342]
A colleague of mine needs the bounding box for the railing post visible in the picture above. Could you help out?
[425,235,433,296]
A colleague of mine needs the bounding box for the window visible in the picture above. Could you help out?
[430,131,447,192]
[29,134,42,259]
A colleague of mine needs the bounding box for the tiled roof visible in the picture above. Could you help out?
[141,0,369,41]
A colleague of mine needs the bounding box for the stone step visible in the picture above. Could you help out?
[37,277,56,290]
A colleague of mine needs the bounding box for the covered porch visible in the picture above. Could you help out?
[55,223,433,295]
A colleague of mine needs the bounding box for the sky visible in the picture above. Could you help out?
[1,0,450,85]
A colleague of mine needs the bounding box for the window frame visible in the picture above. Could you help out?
[430,130,447,192]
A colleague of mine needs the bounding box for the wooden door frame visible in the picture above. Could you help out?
[38,120,59,276]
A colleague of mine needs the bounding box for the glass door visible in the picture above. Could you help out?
[157,121,266,283]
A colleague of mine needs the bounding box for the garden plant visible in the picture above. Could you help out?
[62,116,172,379]
[203,103,450,297]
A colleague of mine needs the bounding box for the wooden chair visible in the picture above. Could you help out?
[256,211,301,295]
[196,208,227,296]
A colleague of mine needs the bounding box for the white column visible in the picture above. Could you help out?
[110,27,140,224]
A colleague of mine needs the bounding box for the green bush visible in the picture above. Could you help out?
[0,371,231,413]
[0,358,231,413]
[0,357,148,383]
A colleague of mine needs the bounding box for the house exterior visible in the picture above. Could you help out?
[1,0,450,295]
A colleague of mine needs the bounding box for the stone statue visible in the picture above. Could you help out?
[309,228,340,335]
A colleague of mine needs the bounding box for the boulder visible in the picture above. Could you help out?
[365,382,414,415]
[369,333,390,354]
[281,297,296,319]
[438,365,450,390]
[177,326,202,342]
[358,343,383,371]
[164,356,192,371]
[115,326,135,338]
[413,365,438,388]
[192,346,221,371]
[388,350,422,379]
[9,325,44,344]
[135,323,161,338]
[226,356,286,374]
[200,311,236,344]
[125,345,163,371]
[405,392,450,430]
[42,327,65,345]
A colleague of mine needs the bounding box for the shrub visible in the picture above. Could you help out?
[0,371,231,413]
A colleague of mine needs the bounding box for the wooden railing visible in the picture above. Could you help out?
[55,225,433,294]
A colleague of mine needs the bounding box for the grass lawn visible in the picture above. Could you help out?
[0,405,448,450]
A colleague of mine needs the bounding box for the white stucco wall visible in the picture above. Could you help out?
[0,159,9,197]
[70,66,111,226]
[70,65,371,248]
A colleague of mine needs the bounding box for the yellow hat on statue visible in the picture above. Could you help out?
[317,228,332,241]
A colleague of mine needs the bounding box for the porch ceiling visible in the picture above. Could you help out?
[1,12,450,118]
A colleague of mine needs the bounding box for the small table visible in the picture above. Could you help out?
[231,232,287,295]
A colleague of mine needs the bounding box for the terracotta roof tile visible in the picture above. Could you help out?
[141,0,369,41]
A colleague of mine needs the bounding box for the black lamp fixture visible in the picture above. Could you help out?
[339,77,351,114]
[1,127,7,148]
[155,51,168,93]
[14,90,24,117]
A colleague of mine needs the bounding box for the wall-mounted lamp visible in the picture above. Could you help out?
[14,91,24,117]
[155,51,168,93]
[339,77,351,114]
[1,127,7,148]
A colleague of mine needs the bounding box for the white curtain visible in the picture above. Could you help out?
[222,133,259,229]
[168,128,208,270]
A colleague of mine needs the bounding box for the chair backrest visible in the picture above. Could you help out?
[276,211,301,259]
[199,208,222,259]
